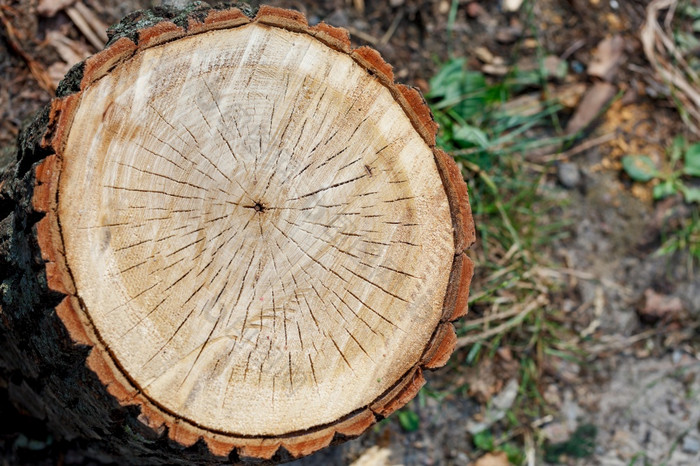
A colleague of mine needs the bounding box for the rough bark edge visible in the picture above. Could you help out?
[27,3,476,461]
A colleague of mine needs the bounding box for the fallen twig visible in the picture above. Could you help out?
[0,7,54,94]
[584,322,700,356]
[536,132,616,162]
[66,2,106,50]
[493,415,554,448]
[379,9,403,46]
[457,294,549,348]
[346,26,378,45]
[462,306,522,328]
[532,266,633,295]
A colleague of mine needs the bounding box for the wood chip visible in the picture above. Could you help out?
[350,446,392,466]
[474,452,509,466]
[73,1,108,43]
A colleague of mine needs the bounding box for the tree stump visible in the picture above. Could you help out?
[0,4,475,464]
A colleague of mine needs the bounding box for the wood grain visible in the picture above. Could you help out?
[58,22,453,435]
[0,4,476,462]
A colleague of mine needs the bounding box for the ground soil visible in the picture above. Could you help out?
[1,0,698,465]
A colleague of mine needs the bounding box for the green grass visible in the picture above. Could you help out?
[428,62,574,319]
[658,211,700,273]
[426,35,586,465]
[428,51,699,466]
[424,1,700,464]
[543,424,597,463]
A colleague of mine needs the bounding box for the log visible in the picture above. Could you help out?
[0,4,475,464]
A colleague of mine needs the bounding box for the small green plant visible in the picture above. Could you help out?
[428,53,579,403]
[544,424,597,463]
[502,442,526,465]
[623,136,700,267]
[396,408,420,433]
[428,58,571,166]
[658,212,700,267]
[622,136,700,203]
[472,429,526,464]
[473,429,495,451]
[428,43,583,466]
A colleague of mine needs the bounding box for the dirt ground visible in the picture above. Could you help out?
[1,0,699,465]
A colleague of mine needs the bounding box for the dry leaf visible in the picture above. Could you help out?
[565,82,617,134]
[502,94,543,117]
[637,289,684,323]
[495,26,521,44]
[543,55,566,80]
[588,35,625,82]
[516,55,565,80]
[37,0,77,17]
[467,379,520,434]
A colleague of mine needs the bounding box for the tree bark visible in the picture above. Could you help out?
[0,4,475,464]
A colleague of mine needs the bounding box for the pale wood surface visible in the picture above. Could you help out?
[58,24,453,435]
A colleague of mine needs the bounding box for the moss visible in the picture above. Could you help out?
[544,424,597,463]
[106,2,207,46]
[105,2,259,47]
[55,61,85,98]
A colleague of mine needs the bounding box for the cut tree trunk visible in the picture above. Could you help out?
[0,4,475,464]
